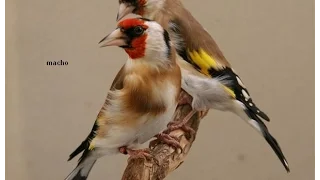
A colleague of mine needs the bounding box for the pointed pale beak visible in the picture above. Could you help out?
[98,28,128,48]
[116,3,135,21]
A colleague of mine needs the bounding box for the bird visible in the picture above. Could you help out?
[115,0,290,172]
[65,17,182,180]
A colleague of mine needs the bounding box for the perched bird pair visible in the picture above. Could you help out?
[66,0,290,179]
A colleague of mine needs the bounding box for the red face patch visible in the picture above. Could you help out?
[118,18,149,59]
[118,18,148,30]
[124,34,147,59]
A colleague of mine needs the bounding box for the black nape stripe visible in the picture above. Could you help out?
[163,30,171,58]
[120,0,139,7]
[139,17,152,21]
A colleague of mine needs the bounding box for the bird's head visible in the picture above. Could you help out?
[117,0,165,21]
[99,18,172,63]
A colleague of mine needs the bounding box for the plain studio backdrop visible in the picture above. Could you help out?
[6,0,314,179]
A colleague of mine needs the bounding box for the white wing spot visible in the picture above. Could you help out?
[249,103,253,106]
[236,76,246,88]
[242,89,250,100]
[257,110,260,113]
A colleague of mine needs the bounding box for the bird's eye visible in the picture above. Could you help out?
[133,26,144,35]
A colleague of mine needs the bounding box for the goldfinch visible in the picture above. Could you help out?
[116,0,290,172]
[65,17,181,180]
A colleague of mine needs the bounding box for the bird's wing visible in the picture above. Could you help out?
[110,64,126,90]
[157,4,270,121]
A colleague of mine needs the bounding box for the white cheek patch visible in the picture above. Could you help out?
[144,22,169,61]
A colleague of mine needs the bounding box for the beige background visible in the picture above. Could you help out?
[6,0,314,179]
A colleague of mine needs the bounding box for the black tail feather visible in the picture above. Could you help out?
[65,159,96,180]
[244,98,270,121]
[68,141,88,161]
[66,121,99,179]
[68,121,98,161]
[263,132,290,172]
[251,115,290,172]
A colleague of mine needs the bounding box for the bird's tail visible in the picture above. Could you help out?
[65,120,100,180]
[65,137,97,180]
[65,156,96,180]
[232,101,290,172]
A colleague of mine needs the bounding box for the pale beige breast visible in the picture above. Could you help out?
[96,62,181,138]
[94,75,180,148]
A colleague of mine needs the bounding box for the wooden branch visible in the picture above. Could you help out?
[122,91,208,180]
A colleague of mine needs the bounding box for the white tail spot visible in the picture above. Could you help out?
[242,89,250,100]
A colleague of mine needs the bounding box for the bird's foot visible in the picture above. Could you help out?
[164,121,195,136]
[153,133,182,151]
[119,147,152,161]
[164,109,197,136]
